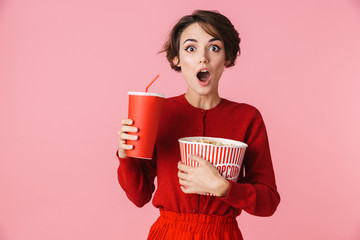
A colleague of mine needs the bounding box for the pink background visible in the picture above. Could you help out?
[1,0,360,239]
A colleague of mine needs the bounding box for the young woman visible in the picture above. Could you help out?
[117,10,280,240]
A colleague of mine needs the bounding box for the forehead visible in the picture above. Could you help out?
[180,23,220,42]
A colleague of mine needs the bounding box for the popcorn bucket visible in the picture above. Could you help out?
[178,137,248,184]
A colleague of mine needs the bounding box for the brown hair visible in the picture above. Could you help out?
[161,10,241,72]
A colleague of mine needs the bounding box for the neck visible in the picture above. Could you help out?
[184,90,221,110]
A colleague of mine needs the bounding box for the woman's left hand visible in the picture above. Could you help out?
[177,154,230,197]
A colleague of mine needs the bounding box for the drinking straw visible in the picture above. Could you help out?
[145,74,160,92]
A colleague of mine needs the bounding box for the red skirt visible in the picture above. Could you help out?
[147,210,243,240]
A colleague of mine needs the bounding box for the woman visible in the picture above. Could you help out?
[117,10,280,240]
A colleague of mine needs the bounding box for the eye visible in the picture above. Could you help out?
[209,45,221,52]
[185,46,196,52]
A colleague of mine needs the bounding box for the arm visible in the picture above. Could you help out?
[219,111,280,216]
[116,118,157,207]
[117,150,157,208]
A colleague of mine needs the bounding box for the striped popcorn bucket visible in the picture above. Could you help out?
[178,137,248,186]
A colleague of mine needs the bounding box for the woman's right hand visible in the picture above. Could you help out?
[118,118,138,158]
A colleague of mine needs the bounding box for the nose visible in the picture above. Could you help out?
[199,50,209,64]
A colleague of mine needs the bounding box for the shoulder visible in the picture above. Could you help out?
[222,98,262,119]
[164,95,182,103]
[163,94,183,108]
[160,95,189,117]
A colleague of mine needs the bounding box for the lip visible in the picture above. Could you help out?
[196,67,211,86]
[197,67,210,75]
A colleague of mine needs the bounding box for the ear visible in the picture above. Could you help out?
[225,59,231,67]
[172,56,180,67]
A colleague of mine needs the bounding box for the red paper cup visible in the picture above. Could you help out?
[178,137,248,183]
[126,91,165,159]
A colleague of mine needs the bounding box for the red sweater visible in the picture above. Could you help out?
[117,94,280,218]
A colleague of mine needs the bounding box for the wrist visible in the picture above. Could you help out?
[214,176,230,197]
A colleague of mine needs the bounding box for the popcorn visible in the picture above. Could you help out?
[188,138,232,146]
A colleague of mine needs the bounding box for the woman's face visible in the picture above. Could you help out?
[174,23,228,97]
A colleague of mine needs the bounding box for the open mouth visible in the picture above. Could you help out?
[196,69,211,84]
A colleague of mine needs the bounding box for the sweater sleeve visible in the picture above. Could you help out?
[116,149,157,208]
[219,111,280,216]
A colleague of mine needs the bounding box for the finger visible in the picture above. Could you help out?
[177,161,193,172]
[177,170,188,180]
[180,185,196,194]
[120,125,138,133]
[119,140,126,150]
[179,178,190,186]
[181,186,209,195]
[121,119,134,125]
[120,143,134,150]
[121,133,138,141]
[188,154,207,165]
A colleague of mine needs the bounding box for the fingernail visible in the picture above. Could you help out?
[129,145,134,149]
[129,119,133,124]
[133,135,138,140]
[133,127,138,132]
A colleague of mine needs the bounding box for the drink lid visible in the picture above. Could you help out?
[128,91,165,98]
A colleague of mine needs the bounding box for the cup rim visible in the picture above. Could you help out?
[128,91,165,98]
[178,136,248,148]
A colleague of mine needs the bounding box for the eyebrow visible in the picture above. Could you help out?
[183,37,222,44]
